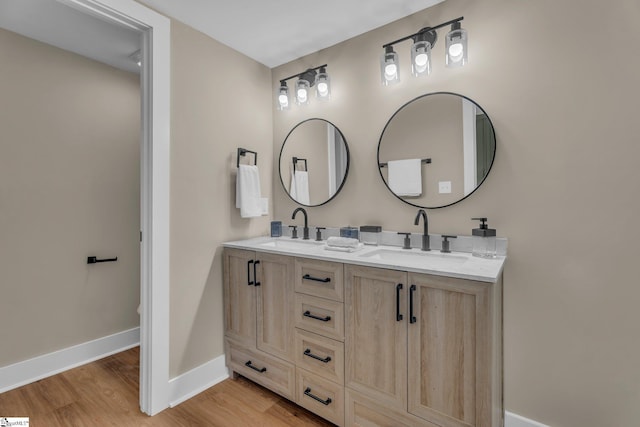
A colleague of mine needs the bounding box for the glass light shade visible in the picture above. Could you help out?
[446,24,468,68]
[295,79,310,105]
[276,84,290,110]
[316,71,331,100]
[411,40,432,77]
[380,47,399,85]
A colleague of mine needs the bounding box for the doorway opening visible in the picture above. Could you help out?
[0,0,170,415]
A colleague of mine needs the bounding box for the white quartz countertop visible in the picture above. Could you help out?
[223,236,505,283]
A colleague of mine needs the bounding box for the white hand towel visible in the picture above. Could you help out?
[388,159,422,197]
[290,170,310,205]
[236,164,263,218]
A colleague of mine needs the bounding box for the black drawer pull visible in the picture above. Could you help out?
[396,283,403,322]
[303,310,331,322]
[304,387,332,406]
[244,360,266,373]
[302,274,331,283]
[304,348,331,363]
[253,260,261,286]
[409,284,417,324]
[247,260,254,286]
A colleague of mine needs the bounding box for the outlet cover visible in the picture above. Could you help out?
[439,181,452,194]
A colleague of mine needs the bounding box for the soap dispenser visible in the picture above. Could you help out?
[471,217,496,258]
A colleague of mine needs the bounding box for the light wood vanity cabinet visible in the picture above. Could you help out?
[224,248,502,427]
[223,248,296,398]
[344,265,503,427]
[344,266,407,410]
[293,258,346,426]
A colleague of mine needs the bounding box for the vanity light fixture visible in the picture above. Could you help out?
[276,64,330,110]
[445,21,468,67]
[381,46,400,85]
[295,78,311,105]
[381,17,466,85]
[315,66,331,100]
[277,81,290,110]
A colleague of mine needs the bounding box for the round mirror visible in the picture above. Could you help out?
[279,118,350,207]
[377,92,496,209]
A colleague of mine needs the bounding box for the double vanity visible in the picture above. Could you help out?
[227,89,502,426]
[223,235,505,427]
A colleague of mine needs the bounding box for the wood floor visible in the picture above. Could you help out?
[0,347,334,426]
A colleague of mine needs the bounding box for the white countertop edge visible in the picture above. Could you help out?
[223,236,505,283]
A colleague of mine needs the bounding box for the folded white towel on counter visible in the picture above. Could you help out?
[290,170,310,205]
[388,159,422,197]
[324,243,364,253]
[326,236,360,248]
[236,164,263,218]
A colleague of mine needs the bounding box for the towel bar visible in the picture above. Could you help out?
[237,147,258,167]
[379,158,431,168]
[292,156,308,173]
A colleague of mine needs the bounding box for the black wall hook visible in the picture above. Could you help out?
[87,256,118,264]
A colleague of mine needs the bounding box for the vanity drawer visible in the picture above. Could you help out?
[295,258,344,302]
[295,328,344,385]
[296,368,345,427]
[294,293,344,341]
[226,340,295,400]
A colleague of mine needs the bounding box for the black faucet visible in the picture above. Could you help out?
[414,209,430,251]
[292,207,309,240]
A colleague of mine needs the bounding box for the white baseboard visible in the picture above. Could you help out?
[168,353,229,407]
[0,327,140,394]
[506,411,550,427]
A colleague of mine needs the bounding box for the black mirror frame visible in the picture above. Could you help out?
[279,118,351,207]
[377,91,496,209]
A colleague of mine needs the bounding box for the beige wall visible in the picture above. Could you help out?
[272,0,640,426]
[169,20,273,377]
[0,29,140,366]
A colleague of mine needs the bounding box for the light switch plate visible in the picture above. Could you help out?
[439,181,452,194]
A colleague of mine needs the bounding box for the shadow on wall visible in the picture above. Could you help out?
[174,247,225,376]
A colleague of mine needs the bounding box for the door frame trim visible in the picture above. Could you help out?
[56,0,171,415]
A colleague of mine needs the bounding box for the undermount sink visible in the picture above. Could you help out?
[260,239,324,250]
[358,248,468,264]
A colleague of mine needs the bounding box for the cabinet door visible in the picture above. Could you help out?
[345,265,407,410]
[256,252,295,362]
[346,389,439,427]
[223,248,256,349]
[407,273,491,427]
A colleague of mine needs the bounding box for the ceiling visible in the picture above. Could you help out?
[137,0,446,68]
[0,0,445,73]
[0,0,141,74]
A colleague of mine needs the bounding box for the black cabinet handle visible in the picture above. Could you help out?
[304,349,331,363]
[244,360,266,373]
[253,260,261,286]
[304,387,332,406]
[302,274,331,283]
[247,260,254,286]
[396,284,403,322]
[409,284,417,324]
[303,310,331,322]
